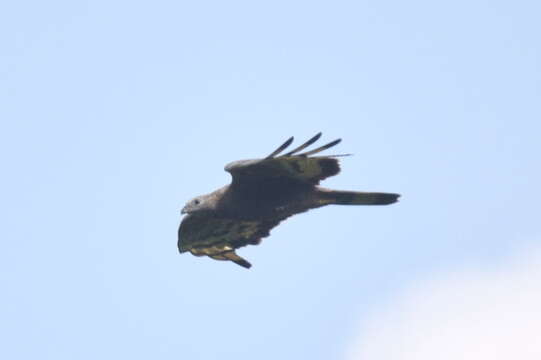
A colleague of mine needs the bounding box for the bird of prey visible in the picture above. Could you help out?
[178,133,399,269]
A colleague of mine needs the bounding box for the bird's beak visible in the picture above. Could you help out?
[181,207,187,214]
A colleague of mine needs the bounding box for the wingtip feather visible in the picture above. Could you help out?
[298,138,342,157]
[233,259,252,269]
[265,136,294,159]
[283,132,323,157]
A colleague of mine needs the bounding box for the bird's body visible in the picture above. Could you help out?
[178,133,400,269]
[217,179,314,220]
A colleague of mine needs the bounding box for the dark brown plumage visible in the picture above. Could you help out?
[178,133,400,269]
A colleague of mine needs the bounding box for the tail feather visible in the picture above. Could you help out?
[319,189,400,205]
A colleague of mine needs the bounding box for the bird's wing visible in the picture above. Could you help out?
[225,133,350,186]
[178,213,286,269]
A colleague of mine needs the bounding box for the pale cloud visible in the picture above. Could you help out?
[347,247,541,360]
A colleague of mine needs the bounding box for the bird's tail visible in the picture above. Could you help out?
[318,189,400,206]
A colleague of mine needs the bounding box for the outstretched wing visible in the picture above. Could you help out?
[225,133,350,187]
[178,213,285,269]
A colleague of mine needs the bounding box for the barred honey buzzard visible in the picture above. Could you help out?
[178,133,399,269]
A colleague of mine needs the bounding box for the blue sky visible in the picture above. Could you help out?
[2,1,540,359]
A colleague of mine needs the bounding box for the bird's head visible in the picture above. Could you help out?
[181,194,214,215]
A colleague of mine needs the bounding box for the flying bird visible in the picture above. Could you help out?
[178,133,400,269]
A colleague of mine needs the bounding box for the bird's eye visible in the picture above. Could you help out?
[194,199,200,205]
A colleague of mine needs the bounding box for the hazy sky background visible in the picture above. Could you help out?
[2,1,540,359]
